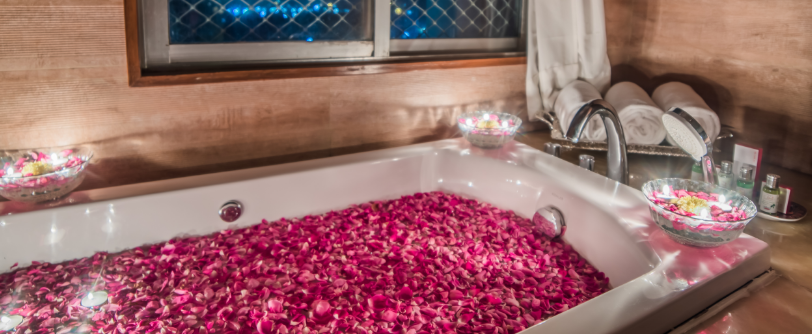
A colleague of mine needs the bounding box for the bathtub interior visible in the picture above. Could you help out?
[0,146,653,295]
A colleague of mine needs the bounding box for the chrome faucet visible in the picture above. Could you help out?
[564,99,629,185]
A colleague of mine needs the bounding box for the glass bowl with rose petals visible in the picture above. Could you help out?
[457,111,522,148]
[642,178,758,247]
[0,148,93,203]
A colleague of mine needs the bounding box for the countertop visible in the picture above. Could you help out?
[516,131,812,334]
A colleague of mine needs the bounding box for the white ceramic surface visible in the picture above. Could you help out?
[0,139,770,334]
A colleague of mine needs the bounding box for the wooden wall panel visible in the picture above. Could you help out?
[0,0,534,193]
[614,0,812,175]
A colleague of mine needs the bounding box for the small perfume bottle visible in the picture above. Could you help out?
[691,161,704,181]
[718,161,734,189]
[736,164,755,200]
[759,174,781,213]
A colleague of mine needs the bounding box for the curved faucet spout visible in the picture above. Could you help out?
[564,99,629,185]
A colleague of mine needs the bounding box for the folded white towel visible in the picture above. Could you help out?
[605,82,667,145]
[554,80,606,142]
[652,82,720,145]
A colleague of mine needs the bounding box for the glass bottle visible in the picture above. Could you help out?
[759,174,781,213]
[736,164,755,200]
[718,161,734,189]
[691,161,704,181]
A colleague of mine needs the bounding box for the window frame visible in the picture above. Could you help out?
[124,0,527,87]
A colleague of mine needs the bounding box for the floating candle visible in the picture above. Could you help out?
[0,315,23,331]
[81,291,108,307]
[50,153,68,167]
[2,167,21,179]
[708,194,733,212]
[656,184,678,200]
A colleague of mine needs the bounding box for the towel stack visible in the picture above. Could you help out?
[554,80,606,142]
[652,82,721,144]
[605,82,667,145]
[555,80,720,146]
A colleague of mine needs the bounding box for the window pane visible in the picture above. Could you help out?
[391,0,520,39]
[169,0,370,44]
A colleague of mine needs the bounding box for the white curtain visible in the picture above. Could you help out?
[525,0,612,122]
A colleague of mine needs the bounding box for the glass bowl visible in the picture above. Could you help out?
[457,111,522,148]
[0,148,93,203]
[642,178,758,247]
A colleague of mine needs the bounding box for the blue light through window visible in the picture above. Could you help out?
[390,0,520,39]
[169,0,368,44]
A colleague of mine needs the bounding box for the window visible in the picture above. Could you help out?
[139,0,525,70]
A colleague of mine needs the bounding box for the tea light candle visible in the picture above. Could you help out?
[2,167,21,179]
[656,184,678,200]
[50,153,68,167]
[708,195,733,212]
[81,291,109,307]
[0,315,23,331]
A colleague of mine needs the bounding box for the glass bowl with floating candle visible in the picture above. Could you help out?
[642,178,758,247]
[0,148,93,203]
[457,111,522,148]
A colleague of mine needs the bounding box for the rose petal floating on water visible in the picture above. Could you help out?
[0,192,609,334]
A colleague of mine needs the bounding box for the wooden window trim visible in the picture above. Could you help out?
[123,0,526,87]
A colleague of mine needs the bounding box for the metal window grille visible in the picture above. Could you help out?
[139,0,524,70]
[390,0,520,40]
[168,0,369,44]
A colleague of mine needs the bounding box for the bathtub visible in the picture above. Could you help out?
[0,138,769,333]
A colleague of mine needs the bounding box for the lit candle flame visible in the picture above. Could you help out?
[483,113,490,120]
[701,209,710,218]
[662,184,670,196]
[1,316,8,323]
[51,153,58,161]
[501,121,508,128]
[719,194,725,203]
[5,168,12,176]
[465,118,473,126]
[87,292,94,300]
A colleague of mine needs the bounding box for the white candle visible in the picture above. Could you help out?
[700,208,711,219]
[656,184,678,200]
[81,291,109,307]
[50,153,68,166]
[2,167,21,179]
[708,195,733,212]
[0,315,23,331]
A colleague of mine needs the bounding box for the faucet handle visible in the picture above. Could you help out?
[544,143,561,157]
[579,154,595,171]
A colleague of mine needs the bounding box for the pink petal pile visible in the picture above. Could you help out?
[0,192,610,334]
[648,187,749,222]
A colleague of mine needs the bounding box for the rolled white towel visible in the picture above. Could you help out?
[554,80,606,142]
[652,82,720,145]
[605,82,667,145]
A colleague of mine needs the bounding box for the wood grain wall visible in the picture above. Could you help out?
[4,0,808,197]
[610,0,812,175]
[0,0,536,192]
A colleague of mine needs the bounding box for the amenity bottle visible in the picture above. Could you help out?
[736,165,755,200]
[759,174,781,213]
